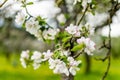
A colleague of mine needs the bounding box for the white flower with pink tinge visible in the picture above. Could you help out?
[65,24,80,37]
[48,58,69,76]
[43,28,60,40]
[77,37,96,55]
[43,50,53,61]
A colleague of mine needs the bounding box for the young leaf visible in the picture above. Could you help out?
[71,43,84,51]
[62,36,71,43]
[26,2,33,5]
[22,21,26,28]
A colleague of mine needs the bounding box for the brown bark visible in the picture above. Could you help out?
[61,74,74,80]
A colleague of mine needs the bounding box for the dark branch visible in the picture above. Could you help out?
[76,4,89,26]
[73,49,84,58]
[0,0,8,8]
[95,2,120,32]
[102,56,111,80]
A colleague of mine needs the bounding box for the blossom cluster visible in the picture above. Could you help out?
[15,12,59,40]
[65,24,80,37]
[20,50,81,76]
[65,24,95,55]
[77,37,95,55]
[17,0,96,77]
[19,20,95,76]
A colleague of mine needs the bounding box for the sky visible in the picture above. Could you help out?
[1,0,120,37]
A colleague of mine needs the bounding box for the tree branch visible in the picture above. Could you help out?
[76,4,89,26]
[0,0,8,8]
[102,56,111,80]
[95,2,113,79]
[95,2,120,32]
[73,49,84,58]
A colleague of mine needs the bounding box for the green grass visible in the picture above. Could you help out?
[0,54,120,80]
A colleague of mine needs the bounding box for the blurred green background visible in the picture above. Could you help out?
[0,52,120,80]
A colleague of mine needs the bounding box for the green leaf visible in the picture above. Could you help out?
[78,62,82,67]
[37,16,46,26]
[21,4,26,7]
[26,2,33,5]
[91,10,95,15]
[62,36,71,43]
[71,43,84,51]
[53,51,60,59]
[63,43,70,48]
[60,22,65,26]
[22,21,26,28]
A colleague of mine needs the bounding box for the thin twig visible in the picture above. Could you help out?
[70,36,74,56]
[73,49,84,58]
[95,2,120,32]
[22,2,33,22]
[102,56,111,80]
[0,0,8,8]
[101,15,111,80]
[76,5,89,26]
[95,3,112,79]
[95,13,112,80]
[23,1,32,17]
[24,6,32,17]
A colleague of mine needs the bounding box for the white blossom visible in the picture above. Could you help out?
[77,37,86,44]
[21,50,29,59]
[32,63,41,70]
[69,67,80,75]
[77,37,96,55]
[48,58,69,76]
[65,24,80,37]
[25,17,41,38]
[68,57,81,66]
[53,62,69,76]
[43,50,53,61]
[31,51,42,69]
[48,58,56,69]
[85,23,94,35]
[67,57,81,75]
[20,50,29,68]
[43,28,60,40]
[82,0,92,11]
[20,58,27,68]
[15,12,25,25]
[84,38,96,55]
[60,50,71,57]
[31,51,42,62]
